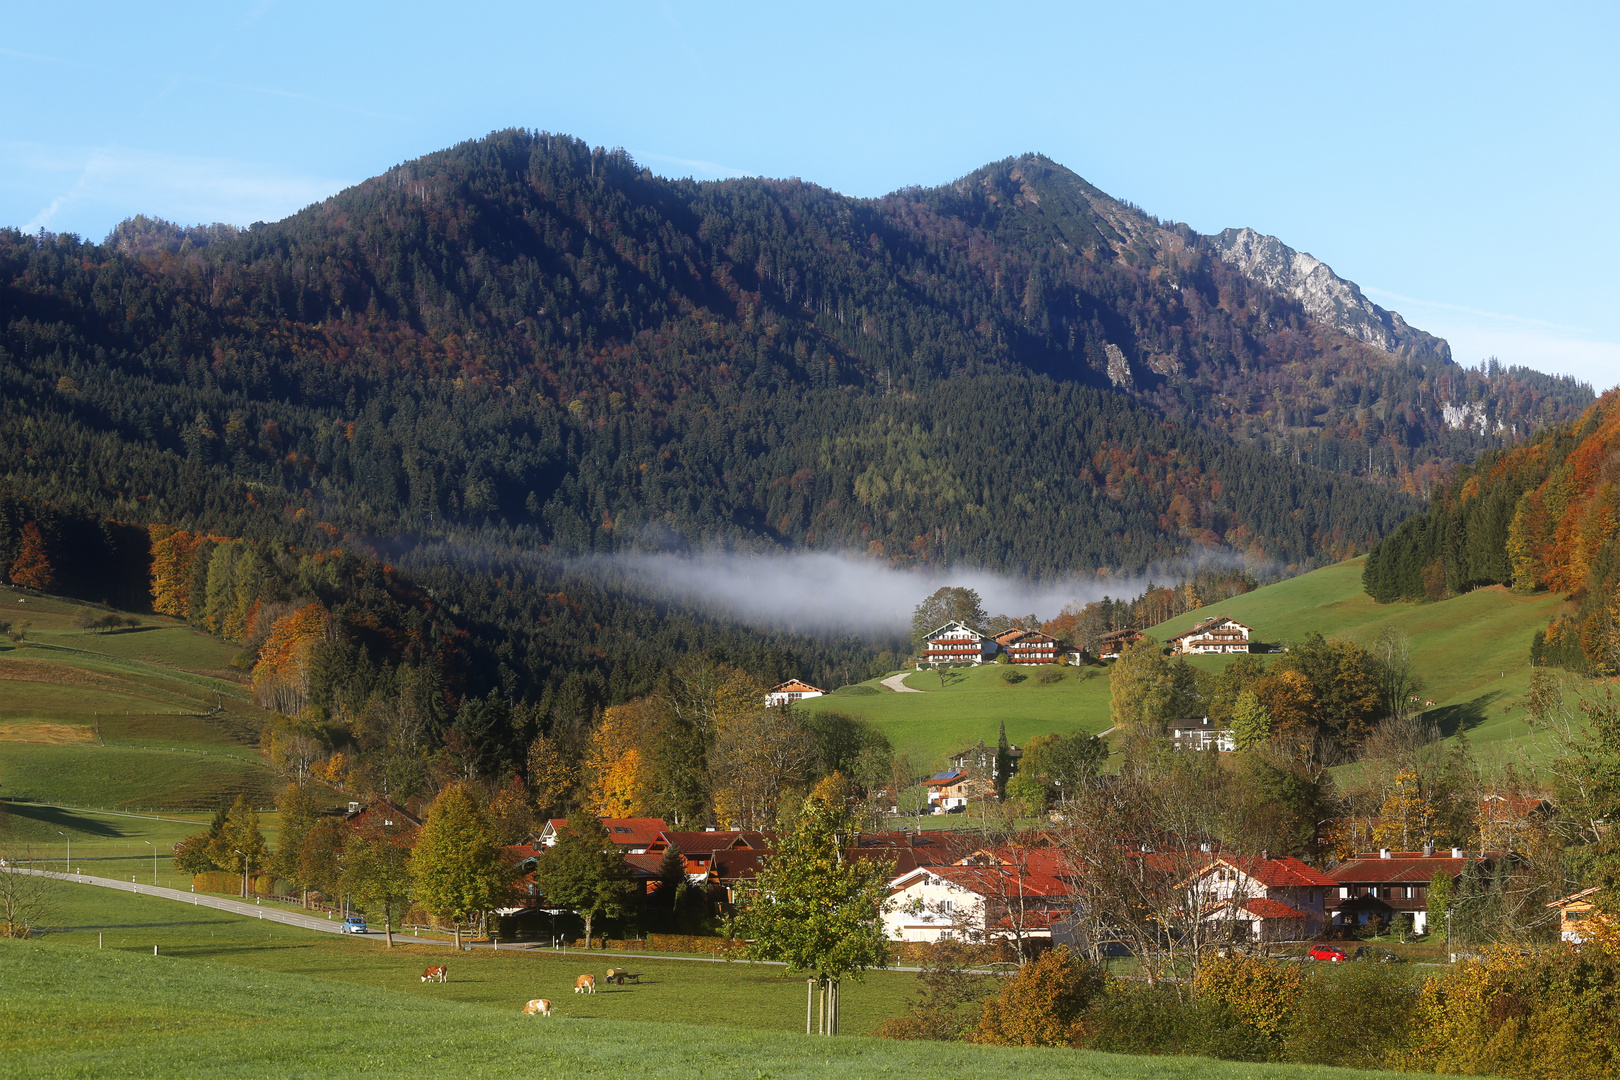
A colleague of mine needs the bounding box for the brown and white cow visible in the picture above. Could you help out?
[421,965,448,983]
[573,974,596,994]
[523,998,552,1017]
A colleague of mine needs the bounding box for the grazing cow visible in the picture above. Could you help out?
[574,974,596,994]
[523,999,552,1017]
[421,966,448,983]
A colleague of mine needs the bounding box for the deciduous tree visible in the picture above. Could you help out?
[410,783,510,948]
[734,775,893,1034]
[530,812,631,949]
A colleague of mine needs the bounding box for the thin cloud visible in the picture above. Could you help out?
[635,151,753,180]
[5,142,351,236]
[1364,287,1590,335]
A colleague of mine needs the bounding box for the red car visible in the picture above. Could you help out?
[1309,945,1348,962]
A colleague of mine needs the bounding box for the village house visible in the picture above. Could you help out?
[918,621,998,667]
[1096,627,1145,660]
[1168,716,1235,752]
[342,797,422,843]
[884,846,1072,947]
[1165,616,1252,655]
[1546,887,1602,943]
[993,627,1064,665]
[1184,854,1335,941]
[536,817,668,854]
[1478,793,1555,850]
[950,740,1023,777]
[1327,846,1506,934]
[923,769,978,812]
[764,679,825,707]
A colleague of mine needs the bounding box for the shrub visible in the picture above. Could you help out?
[999,668,1026,685]
[1282,961,1417,1069]
[1036,669,1064,684]
[1403,944,1620,1079]
[1193,954,1303,1047]
[970,947,1105,1047]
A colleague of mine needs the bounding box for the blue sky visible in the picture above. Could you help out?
[3,1,1616,390]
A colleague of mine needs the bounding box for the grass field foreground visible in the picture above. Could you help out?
[1,933,1429,1080]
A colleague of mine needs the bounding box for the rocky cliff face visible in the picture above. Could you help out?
[1209,227,1451,364]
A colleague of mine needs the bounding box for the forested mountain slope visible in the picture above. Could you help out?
[0,127,1591,805]
[0,131,1442,575]
[1362,388,1620,675]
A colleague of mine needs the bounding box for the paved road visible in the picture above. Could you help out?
[880,672,923,693]
[4,866,356,934]
[3,867,975,972]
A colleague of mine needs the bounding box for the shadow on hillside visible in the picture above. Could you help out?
[1427,692,1503,739]
[96,625,162,636]
[1,801,127,838]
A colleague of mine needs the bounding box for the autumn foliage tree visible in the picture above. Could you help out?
[7,522,54,591]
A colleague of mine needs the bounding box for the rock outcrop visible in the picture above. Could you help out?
[1209,227,1451,364]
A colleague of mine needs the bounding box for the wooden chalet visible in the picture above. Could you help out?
[924,769,976,812]
[764,679,825,707]
[918,621,997,667]
[1096,627,1145,660]
[1547,886,1602,943]
[342,798,422,844]
[1165,616,1252,656]
[993,627,1063,665]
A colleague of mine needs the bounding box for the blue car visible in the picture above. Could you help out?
[341,915,368,934]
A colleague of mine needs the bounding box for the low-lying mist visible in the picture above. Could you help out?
[566,548,1261,638]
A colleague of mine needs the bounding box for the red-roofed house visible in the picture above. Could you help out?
[884,858,1072,949]
[536,817,669,854]
[343,797,422,842]
[1327,847,1508,934]
[1184,855,1335,941]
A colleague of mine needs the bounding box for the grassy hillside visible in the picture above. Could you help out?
[801,557,1573,772]
[0,584,286,809]
[0,803,254,887]
[797,664,1115,765]
[1145,557,1571,756]
[1,888,1421,1080]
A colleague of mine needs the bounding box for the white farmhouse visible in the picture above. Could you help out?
[764,679,825,707]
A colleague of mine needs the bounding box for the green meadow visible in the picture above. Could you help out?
[1,886,1426,1080]
[0,584,285,810]
[799,557,1573,771]
[799,663,1114,765]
